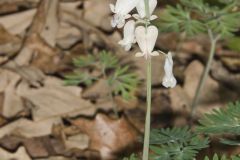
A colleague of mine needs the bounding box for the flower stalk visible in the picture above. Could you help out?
[191,29,220,116]
[142,0,151,159]
[143,57,152,160]
[109,0,177,159]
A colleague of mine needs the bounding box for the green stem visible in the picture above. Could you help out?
[144,0,150,19]
[142,0,152,159]
[191,30,220,116]
[143,58,152,160]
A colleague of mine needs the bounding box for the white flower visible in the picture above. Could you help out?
[135,25,159,59]
[162,52,177,88]
[135,0,157,20]
[118,20,136,51]
[109,0,139,28]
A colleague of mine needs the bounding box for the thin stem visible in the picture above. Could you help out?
[144,0,150,19]
[143,58,152,160]
[143,0,152,159]
[191,30,220,116]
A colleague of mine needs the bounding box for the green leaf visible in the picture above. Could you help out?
[73,54,96,68]
[98,50,118,69]
[64,71,97,86]
[150,127,209,160]
[204,153,240,160]
[108,66,139,100]
[157,4,205,36]
[197,101,240,135]
[157,0,240,38]
[123,153,139,160]
[227,37,240,52]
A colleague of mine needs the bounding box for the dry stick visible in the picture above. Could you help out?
[142,0,151,159]
[191,29,220,116]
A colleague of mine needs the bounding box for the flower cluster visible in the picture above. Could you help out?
[109,0,176,88]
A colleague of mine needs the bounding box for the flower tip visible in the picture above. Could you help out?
[109,4,115,13]
[150,15,158,20]
[162,77,177,88]
[135,52,144,57]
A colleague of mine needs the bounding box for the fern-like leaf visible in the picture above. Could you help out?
[150,127,209,160]
[204,153,240,160]
[197,101,240,135]
[123,154,139,160]
[109,66,138,100]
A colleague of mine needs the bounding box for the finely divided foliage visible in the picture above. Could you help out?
[197,101,240,145]
[64,51,139,100]
[204,154,240,160]
[158,0,240,37]
[149,127,209,160]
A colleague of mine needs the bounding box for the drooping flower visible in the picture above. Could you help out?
[118,20,136,51]
[135,25,159,59]
[109,0,139,28]
[134,0,157,20]
[162,52,177,88]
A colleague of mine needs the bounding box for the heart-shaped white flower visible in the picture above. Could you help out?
[162,52,177,88]
[135,25,159,59]
[135,0,157,20]
[109,0,139,28]
[118,20,136,51]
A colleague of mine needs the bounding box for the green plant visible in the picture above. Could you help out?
[64,51,139,115]
[157,0,240,115]
[204,153,240,160]
[123,153,139,160]
[197,101,240,145]
[149,127,209,160]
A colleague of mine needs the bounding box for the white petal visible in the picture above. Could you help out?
[118,20,135,50]
[135,52,144,57]
[150,15,158,20]
[162,76,177,88]
[123,20,135,41]
[124,44,132,51]
[124,14,131,19]
[136,0,157,18]
[117,19,125,28]
[115,0,139,15]
[150,51,159,56]
[111,14,125,28]
[162,52,177,88]
[135,26,147,54]
[149,0,157,15]
[109,4,115,13]
[132,14,140,20]
[136,0,145,18]
[146,26,158,54]
[111,18,117,27]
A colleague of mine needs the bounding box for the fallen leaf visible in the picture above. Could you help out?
[64,134,89,150]
[17,76,96,121]
[0,146,31,160]
[0,69,24,118]
[0,118,61,139]
[36,156,72,160]
[71,114,140,159]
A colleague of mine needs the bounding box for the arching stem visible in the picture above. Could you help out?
[191,29,220,116]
